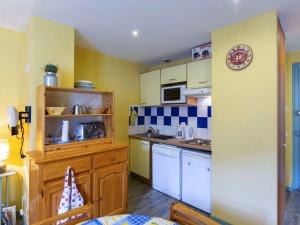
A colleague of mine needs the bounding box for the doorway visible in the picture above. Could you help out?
[292,63,300,190]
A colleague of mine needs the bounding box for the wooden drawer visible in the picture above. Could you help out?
[43,157,91,181]
[93,148,127,169]
[45,138,113,152]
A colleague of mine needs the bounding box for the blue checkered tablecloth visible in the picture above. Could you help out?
[80,214,179,225]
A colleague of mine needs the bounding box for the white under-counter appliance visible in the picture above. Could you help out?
[181,149,212,213]
[161,83,186,104]
[152,144,182,200]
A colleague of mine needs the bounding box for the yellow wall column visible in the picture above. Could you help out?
[211,11,278,225]
[25,17,75,150]
[285,51,300,187]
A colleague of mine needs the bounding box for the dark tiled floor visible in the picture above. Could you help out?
[284,190,300,225]
[128,176,177,219]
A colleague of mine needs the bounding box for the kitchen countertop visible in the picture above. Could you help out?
[129,134,211,152]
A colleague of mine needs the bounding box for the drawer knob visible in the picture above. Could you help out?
[111,156,116,161]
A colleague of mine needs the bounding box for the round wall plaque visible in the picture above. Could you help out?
[226,44,253,70]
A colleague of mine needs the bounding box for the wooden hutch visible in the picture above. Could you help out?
[26,86,128,224]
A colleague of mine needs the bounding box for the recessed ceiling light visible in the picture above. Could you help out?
[132,30,139,37]
[233,0,239,3]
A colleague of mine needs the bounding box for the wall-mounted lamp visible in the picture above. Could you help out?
[0,139,9,173]
[7,106,31,158]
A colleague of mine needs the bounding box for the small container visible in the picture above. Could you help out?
[176,122,186,139]
[44,72,58,87]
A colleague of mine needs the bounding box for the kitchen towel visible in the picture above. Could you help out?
[57,167,84,224]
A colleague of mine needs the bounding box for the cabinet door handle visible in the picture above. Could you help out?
[141,102,147,105]
[198,81,208,83]
[169,78,176,81]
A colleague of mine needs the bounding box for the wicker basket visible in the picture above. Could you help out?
[88,107,106,114]
[46,107,66,115]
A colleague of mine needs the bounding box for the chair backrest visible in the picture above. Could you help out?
[170,202,221,225]
[32,203,93,225]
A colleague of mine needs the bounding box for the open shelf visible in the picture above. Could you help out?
[45,86,113,94]
[36,85,115,153]
[45,114,113,118]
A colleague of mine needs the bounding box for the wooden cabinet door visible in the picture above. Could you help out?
[129,138,150,179]
[94,162,128,217]
[43,172,91,219]
[161,64,186,84]
[140,70,161,106]
[187,59,211,88]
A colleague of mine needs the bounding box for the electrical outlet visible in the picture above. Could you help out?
[25,64,30,73]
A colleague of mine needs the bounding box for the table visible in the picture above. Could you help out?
[80,214,179,225]
[0,171,16,224]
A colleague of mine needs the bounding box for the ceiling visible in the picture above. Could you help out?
[0,0,300,65]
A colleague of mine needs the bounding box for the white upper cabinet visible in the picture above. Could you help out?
[161,64,187,84]
[187,58,212,89]
[140,70,161,106]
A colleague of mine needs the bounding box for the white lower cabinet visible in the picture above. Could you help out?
[150,143,212,213]
[181,149,212,213]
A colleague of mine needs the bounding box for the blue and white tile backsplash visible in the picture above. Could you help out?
[129,97,211,140]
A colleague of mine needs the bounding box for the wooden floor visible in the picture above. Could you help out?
[128,176,177,219]
[284,190,300,225]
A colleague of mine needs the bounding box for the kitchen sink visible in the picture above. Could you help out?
[137,133,174,140]
[151,134,174,140]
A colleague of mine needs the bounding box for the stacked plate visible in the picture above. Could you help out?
[74,80,95,90]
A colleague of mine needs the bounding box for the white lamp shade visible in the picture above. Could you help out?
[7,106,19,127]
[0,139,9,161]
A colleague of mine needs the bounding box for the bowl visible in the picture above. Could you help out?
[88,107,106,114]
[46,107,66,115]
[74,80,95,89]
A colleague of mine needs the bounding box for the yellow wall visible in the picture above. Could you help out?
[0,28,26,164]
[0,17,75,214]
[211,11,278,225]
[285,51,300,187]
[0,28,25,209]
[75,47,144,143]
[25,17,75,150]
[147,57,191,72]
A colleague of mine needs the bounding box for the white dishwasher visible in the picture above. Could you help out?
[182,149,212,213]
[152,144,182,200]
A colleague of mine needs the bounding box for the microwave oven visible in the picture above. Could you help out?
[161,83,187,104]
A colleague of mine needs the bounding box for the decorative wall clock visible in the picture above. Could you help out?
[226,44,253,70]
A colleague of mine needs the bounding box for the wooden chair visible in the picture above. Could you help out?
[170,202,221,225]
[33,203,93,225]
